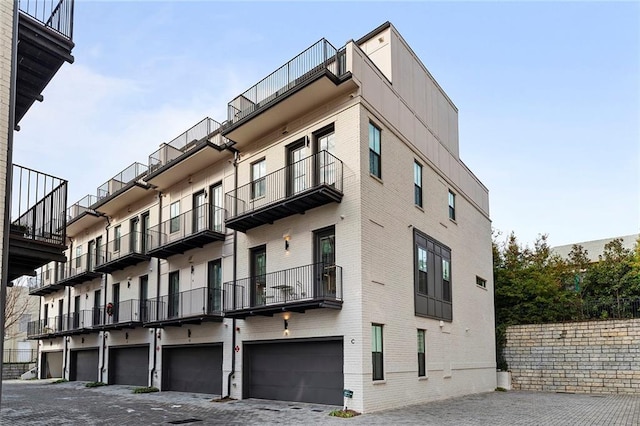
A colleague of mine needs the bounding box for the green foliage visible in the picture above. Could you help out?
[49,378,68,384]
[85,381,107,388]
[495,387,507,392]
[132,386,159,394]
[329,409,360,418]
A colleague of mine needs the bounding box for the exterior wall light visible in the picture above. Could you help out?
[284,319,289,335]
[284,235,291,251]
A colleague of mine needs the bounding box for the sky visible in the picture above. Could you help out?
[13,1,640,248]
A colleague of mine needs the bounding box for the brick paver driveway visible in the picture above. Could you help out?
[1,380,639,425]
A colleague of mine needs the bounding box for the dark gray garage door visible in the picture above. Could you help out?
[70,349,99,382]
[162,345,223,394]
[109,346,149,386]
[244,339,343,405]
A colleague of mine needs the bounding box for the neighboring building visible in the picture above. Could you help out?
[25,22,494,413]
[0,1,74,370]
[552,234,639,263]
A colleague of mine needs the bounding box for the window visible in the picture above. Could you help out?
[372,324,384,380]
[448,190,456,221]
[414,162,423,207]
[75,245,82,267]
[170,201,180,233]
[114,226,121,252]
[414,229,452,321]
[476,276,487,288]
[369,122,381,178]
[251,159,266,199]
[417,329,426,377]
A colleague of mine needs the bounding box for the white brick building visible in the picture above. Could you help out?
[26,22,495,413]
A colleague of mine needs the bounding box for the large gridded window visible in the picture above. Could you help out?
[169,201,180,233]
[372,324,384,380]
[417,329,426,377]
[414,161,423,207]
[251,159,266,199]
[448,190,456,221]
[369,122,381,178]
[414,229,452,321]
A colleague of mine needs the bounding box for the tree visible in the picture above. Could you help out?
[4,284,35,339]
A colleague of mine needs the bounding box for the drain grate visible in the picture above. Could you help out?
[168,419,203,425]
[290,407,302,410]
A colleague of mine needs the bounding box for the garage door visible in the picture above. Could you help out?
[109,346,149,386]
[244,339,343,405]
[70,349,99,382]
[41,351,63,379]
[162,345,223,394]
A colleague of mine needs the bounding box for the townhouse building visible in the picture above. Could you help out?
[25,22,495,413]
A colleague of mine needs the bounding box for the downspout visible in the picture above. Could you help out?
[99,215,110,383]
[150,190,162,387]
[226,147,239,398]
[62,239,72,379]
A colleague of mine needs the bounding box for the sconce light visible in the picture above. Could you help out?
[283,234,290,251]
[127,281,131,288]
[125,332,129,340]
[81,337,85,344]
[191,265,195,274]
[187,329,191,338]
[439,320,444,328]
[284,319,289,335]
[85,294,89,300]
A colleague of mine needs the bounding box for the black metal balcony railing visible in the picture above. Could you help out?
[96,162,148,201]
[18,0,74,40]
[94,299,147,327]
[66,194,98,222]
[227,39,347,124]
[27,316,63,337]
[146,287,223,324]
[3,348,37,363]
[224,262,342,311]
[97,231,147,265]
[147,204,225,255]
[148,117,226,173]
[11,164,67,246]
[226,151,343,221]
[57,253,100,285]
[62,309,97,332]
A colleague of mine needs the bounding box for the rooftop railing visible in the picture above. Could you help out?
[96,162,147,201]
[18,0,74,40]
[11,164,67,246]
[66,194,97,222]
[148,117,226,173]
[227,39,347,124]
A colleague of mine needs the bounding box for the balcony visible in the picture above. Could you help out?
[92,162,149,216]
[146,118,230,190]
[16,0,75,124]
[94,231,150,274]
[146,204,225,259]
[144,287,223,328]
[26,315,65,339]
[223,262,342,319]
[28,310,97,338]
[223,39,355,146]
[27,264,64,296]
[225,151,343,233]
[66,194,102,237]
[9,165,67,281]
[56,253,102,286]
[93,299,147,330]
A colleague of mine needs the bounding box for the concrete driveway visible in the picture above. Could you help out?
[1,380,639,425]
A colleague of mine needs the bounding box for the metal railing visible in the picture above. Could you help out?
[61,310,97,331]
[97,231,146,264]
[96,162,147,201]
[146,287,223,323]
[227,39,346,124]
[224,262,342,311]
[27,316,64,336]
[148,117,226,173]
[147,204,225,251]
[3,349,37,363]
[95,299,147,326]
[11,164,67,246]
[26,263,59,291]
[58,253,97,281]
[66,194,97,222]
[18,0,74,40]
[225,151,343,219]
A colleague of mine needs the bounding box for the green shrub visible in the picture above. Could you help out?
[132,386,159,394]
[85,381,107,388]
[495,387,507,392]
[49,378,68,384]
[329,409,360,418]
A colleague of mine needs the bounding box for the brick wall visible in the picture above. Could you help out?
[505,319,640,394]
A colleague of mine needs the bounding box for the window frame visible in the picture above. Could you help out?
[114,225,121,252]
[369,122,382,178]
[414,161,423,207]
[371,323,384,381]
[476,276,487,288]
[448,190,456,221]
[414,228,453,321]
[417,329,426,377]
[75,245,82,268]
[251,158,266,199]
[169,201,180,234]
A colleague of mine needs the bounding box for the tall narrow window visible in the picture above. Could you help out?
[168,271,180,318]
[417,329,426,377]
[170,201,180,233]
[372,324,384,380]
[369,123,381,178]
[442,259,451,302]
[448,190,456,221]
[414,162,423,207]
[251,159,266,199]
[75,245,82,268]
[114,226,121,252]
[417,246,428,294]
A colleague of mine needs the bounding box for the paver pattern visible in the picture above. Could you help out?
[1,380,639,425]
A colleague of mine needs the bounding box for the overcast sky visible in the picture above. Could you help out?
[13,1,640,247]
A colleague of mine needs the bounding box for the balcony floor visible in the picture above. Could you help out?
[8,234,67,282]
[93,321,143,331]
[226,184,342,233]
[94,253,150,274]
[143,313,223,328]
[224,298,342,319]
[29,283,65,296]
[58,271,103,287]
[146,230,225,259]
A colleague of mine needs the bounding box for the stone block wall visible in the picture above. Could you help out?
[504,319,640,394]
